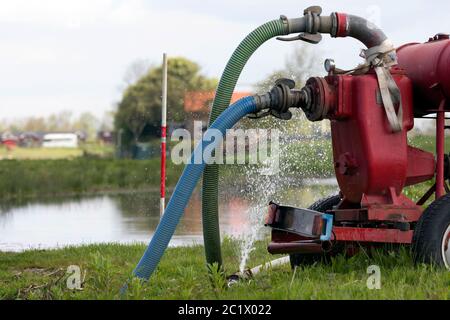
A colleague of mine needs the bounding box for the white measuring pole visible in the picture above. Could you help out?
[160,53,168,217]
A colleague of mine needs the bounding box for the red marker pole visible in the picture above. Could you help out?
[160,53,168,217]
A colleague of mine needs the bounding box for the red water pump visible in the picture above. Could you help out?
[265,8,450,268]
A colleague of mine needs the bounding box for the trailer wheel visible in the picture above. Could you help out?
[290,194,341,269]
[412,193,450,269]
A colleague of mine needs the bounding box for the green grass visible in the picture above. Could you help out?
[0,135,444,201]
[1,239,449,300]
[0,139,333,201]
[282,139,333,177]
[0,147,83,160]
[0,144,114,160]
[408,134,450,153]
[0,158,182,200]
[222,133,450,182]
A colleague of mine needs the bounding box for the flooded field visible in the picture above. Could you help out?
[0,179,337,251]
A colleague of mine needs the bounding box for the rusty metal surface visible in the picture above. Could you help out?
[333,227,413,244]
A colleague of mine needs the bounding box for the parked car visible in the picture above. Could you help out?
[1,132,18,150]
[18,132,42,148]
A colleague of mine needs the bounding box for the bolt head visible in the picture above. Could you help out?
[324,59,336,73]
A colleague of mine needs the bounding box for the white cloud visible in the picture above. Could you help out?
[0,0,257,120]
[107,0,149,25]
[0,0,113,27]
[0,0,449,120]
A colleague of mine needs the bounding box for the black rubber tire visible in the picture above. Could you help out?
[289,194,341,269]
[412,193,450,268]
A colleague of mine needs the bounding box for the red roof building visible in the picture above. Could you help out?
[184,91,252,113]
[183,90,253,135]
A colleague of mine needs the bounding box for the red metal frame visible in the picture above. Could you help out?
[333,227,413,244]
[267,37,450,254]
[436,99,446,199]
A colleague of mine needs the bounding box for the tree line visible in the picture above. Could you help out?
[114,46,326,149]
[0,111,114,140]
[1,46,325,147]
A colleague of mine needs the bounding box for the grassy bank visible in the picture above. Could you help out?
[0,239,449,300]
[0,147,83,160]
[0,144,114,160]
[0,139,334,200]
[0,158,182,200]
[0,135,445,201]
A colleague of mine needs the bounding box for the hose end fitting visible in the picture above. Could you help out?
[279,15,290,34]
[299,77,336,122]
[249,78,306,120]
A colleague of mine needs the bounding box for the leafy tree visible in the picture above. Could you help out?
[73,112,100,140]
[46,111,73,132]
[1,112,101,138]
[115,57,217,143]
[99,111,115,132]
[122,58,151,87]
[23,117,47,132]
[255,44,323,93]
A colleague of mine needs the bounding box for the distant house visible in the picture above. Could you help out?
[42,133,78,148]
[1,132,18,150]
[97,130,114,144]
[184,91,252,135]
[18,132,41,148]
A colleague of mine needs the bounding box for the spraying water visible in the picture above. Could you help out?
[233,98,336,273]
[238,156,281,273]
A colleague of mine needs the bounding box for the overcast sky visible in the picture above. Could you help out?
[1,0,449,121]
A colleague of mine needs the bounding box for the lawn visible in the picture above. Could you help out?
[0,139,333,200]
[0,147,83,160]
[0,134,446,201]
[1,239,449,300]
[0,143,115,160]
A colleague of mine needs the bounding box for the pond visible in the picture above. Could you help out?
[0,178,337,252]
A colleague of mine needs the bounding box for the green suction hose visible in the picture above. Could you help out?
[201,9,394,269]
[202,18,290,268]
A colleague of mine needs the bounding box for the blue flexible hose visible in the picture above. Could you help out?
[132,96,258,281]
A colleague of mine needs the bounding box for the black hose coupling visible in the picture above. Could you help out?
[249,78,305,120]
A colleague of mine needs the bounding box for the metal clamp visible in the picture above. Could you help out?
[247,78,299,121]
[277,6,323,44]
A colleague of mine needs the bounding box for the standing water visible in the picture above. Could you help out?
[0,190,245,251]
[0,180,336,252]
